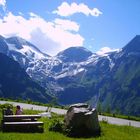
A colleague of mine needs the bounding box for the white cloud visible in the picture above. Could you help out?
[0,0,6,11]
[96,47,119,55]
[0,0,6,7]
[18,12,24,16]
[0,12,84,56]
[29,12,39,17]
[54,18,79,32]
[53,2,102,17]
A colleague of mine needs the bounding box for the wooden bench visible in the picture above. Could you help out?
[2,115,44,132]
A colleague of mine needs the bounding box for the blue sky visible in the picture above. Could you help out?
[0,0,140,56]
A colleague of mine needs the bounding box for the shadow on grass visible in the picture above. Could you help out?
[49,120,101,138]
[0,124,44,133]
[64,126,101,138]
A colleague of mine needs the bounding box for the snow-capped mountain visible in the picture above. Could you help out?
[0,36,50,69]
[26,47,96,94]
[0,53,52,103]
[0,35,140,116]
[57,46,93,62]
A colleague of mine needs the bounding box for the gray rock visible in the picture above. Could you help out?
[64,103,100,137]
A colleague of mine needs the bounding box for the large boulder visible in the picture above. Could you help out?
[64,103,100,137]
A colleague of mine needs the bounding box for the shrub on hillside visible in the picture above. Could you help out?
[49,119,64,132]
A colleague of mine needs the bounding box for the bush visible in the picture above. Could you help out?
[0,103,13,110]
[49,119,64,132]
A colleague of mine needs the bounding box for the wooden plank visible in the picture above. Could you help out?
[2,121,44,132]
[2,114,44,132]
[4,121,43,126]
[4,114,41,119]
[3,115,41,121]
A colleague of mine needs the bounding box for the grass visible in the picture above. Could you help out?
[0,119,140,140]
[0,106,140,140]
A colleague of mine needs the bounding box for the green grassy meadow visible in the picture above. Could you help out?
[0,104,140,140]
[0,119,140,140]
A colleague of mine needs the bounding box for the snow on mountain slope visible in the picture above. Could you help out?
[0,35,117,93]
[0,36,50,69]
[6,36,48,60]
[7,43,45,60]
[1,35,140,116]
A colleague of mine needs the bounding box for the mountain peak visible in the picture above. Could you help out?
[56,46,93,62]
[6,36,50,56]
[0,35,8,54]
[6,36,28,49]
[123,35,140,53]
[0,35,5,40]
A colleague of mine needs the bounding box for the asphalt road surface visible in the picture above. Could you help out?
[0,100,140,128]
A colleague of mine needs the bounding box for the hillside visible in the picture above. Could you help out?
[57,36,140,116]
[0,53,52,103]
[0,35,140,116]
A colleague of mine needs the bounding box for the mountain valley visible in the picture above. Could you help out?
[0,35,140,116]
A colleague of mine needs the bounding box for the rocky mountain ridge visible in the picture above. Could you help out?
[0,35,139,116]
[0,53,52,103]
